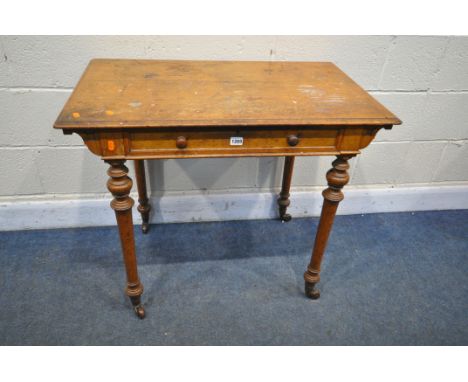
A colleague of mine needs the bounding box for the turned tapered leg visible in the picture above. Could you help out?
[278,156,295,222]
[134,160,151,234]
[304,155,353,299]
[106,160,145,319]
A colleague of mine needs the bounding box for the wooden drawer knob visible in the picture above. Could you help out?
[176,136,187,149]
[287,134,299,146]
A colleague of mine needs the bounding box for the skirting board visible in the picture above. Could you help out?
[1,185,468,231]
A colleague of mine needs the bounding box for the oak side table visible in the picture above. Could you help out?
[54,59,401,319]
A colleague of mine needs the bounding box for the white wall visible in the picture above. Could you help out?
[1,36,467,229]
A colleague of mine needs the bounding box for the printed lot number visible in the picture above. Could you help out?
[230,137,244,146]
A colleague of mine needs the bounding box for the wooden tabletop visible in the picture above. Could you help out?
[54,59,401,130]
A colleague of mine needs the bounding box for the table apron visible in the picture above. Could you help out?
[75,126,382,159]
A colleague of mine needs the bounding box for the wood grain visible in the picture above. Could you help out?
[69,126,384,160]
[106,160,145,318]
[304,155,353,299]
[54,59,401,129]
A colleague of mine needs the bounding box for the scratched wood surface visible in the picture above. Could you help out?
[54,59,401,130]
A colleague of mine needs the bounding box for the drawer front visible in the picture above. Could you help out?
[126,127,341,158]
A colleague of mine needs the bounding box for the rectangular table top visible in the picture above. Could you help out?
[54,59,401,130]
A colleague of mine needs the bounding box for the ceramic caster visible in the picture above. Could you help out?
[134,305,146,319]
[280,213,292,222]
[305,281,320,299]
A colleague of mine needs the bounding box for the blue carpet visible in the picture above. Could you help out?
[0,210,467,345]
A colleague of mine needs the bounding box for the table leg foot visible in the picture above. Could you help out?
[130,296,146,319]
[141,222,150,234]
[304,281,321,299]
[280,213,292,222]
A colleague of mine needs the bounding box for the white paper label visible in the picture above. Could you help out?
[230,137,244,146]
